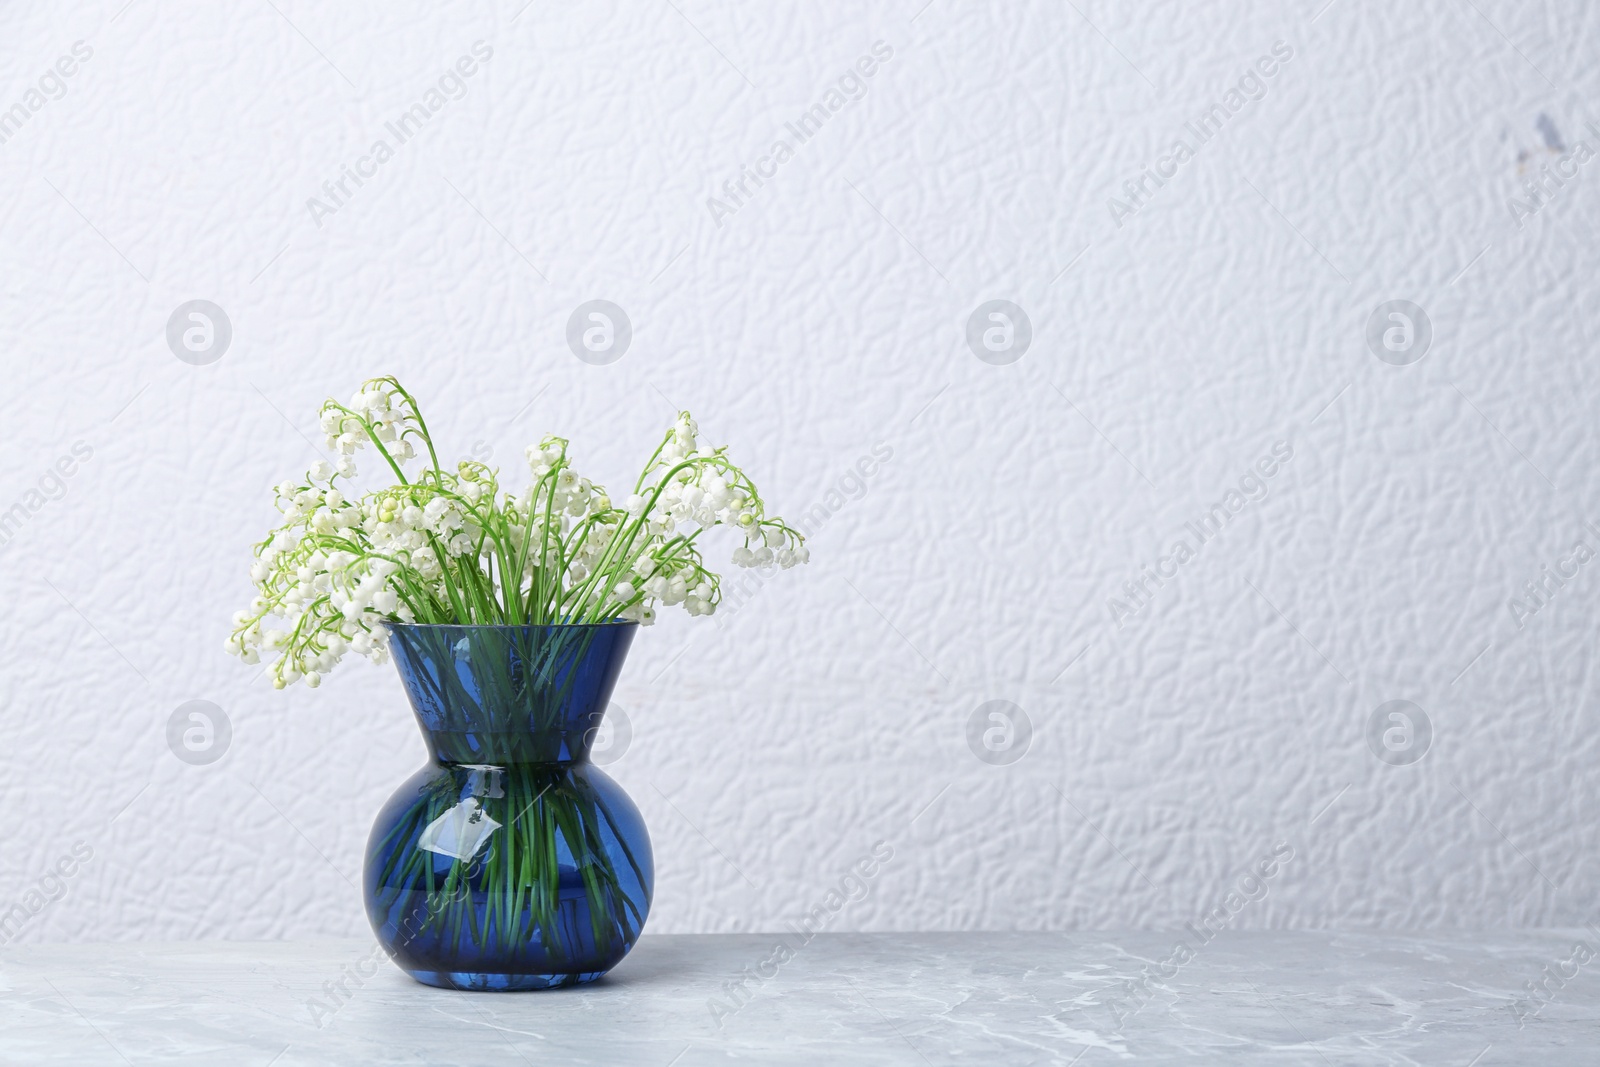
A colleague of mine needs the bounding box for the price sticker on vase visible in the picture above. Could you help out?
[566,300,632,365]
[966,301,1032,366]
[167,699,232,765]
[166,300,232,366]
[966,699,1032,766]
[1365,699,1431,766]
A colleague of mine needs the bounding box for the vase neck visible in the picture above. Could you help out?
[386,622,636,767]
[423,724,601,767]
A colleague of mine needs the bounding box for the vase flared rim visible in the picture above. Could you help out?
[383,619,639,632]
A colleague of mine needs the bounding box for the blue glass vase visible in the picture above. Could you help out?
[364,622,653,991]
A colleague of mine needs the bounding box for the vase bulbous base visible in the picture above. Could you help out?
[367,622,655,993]
[365,761,653,992]
[407,969,607,992]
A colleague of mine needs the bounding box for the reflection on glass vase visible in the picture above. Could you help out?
[364,622,652,991]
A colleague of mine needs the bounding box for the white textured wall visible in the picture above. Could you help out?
[0,0,1597,943]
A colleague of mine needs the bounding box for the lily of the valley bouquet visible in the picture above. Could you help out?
[226,376,807,686]
[225,376,810,990]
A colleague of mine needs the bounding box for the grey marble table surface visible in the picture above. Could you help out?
[0,931,1595,1065]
